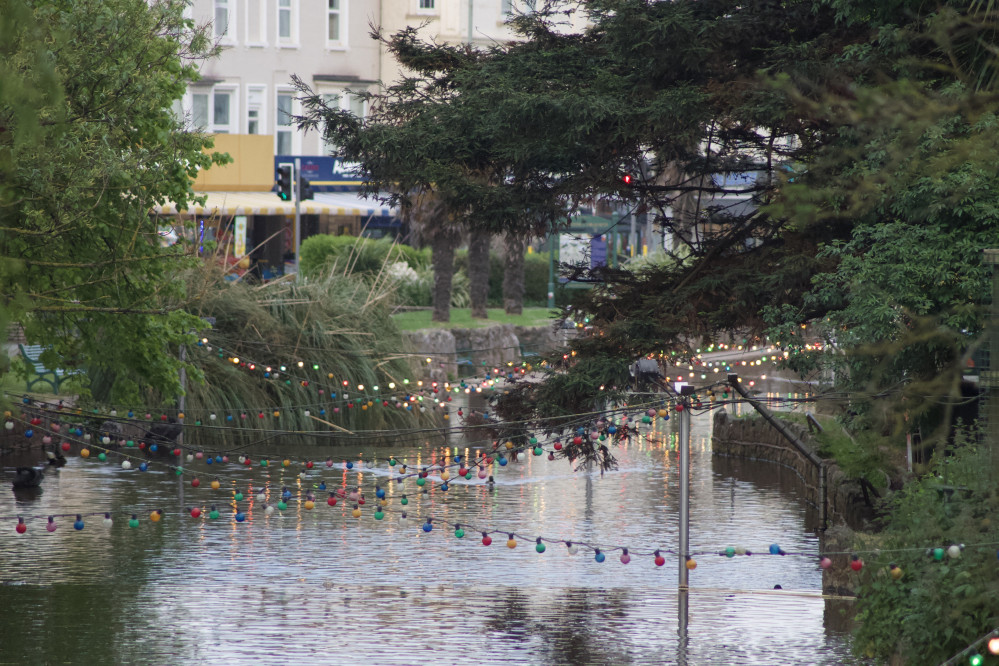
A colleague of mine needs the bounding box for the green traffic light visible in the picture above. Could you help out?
[970,654,984,666]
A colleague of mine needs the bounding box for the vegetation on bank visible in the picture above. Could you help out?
[852,440,999,664]
[300,234,567,309]
[392,307,554,331]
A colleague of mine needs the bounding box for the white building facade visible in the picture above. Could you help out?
[180,0,382,156]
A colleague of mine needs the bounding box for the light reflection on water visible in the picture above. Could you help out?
[0,410,859,664]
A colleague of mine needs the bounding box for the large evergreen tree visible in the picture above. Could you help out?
[300,1,999,444]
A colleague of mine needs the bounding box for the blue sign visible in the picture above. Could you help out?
[274,155,364,192]
[590,236,607,268]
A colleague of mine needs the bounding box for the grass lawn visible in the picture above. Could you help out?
[392,307,557,331]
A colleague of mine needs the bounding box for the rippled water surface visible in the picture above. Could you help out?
[0,409,858,664]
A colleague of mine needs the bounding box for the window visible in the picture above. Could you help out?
[278,0,294,42]
[213,90,232,133]
[320,93,341,154]
[276,92,295,155]
[347,91,365,118]
[245,0,266,45]
[191,93,209,130]
[501,0,514,15]
[319,90,366,153]
[413,0,436,15]
[327,0,344,46]
[189,88,236,133]
[214,0,233,42]
[247,87,265,135]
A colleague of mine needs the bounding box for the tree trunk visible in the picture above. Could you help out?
[467,229,491,318]
[430,233,458,322]
[502,231,527,315]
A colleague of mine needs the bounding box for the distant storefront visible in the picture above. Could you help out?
[152,138,403,280]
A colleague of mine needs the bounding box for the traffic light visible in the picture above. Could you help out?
[299,174,314,200]
[276,164,293,201]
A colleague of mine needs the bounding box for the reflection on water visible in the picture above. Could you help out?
[0,411,859,664]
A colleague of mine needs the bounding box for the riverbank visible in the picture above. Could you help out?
[711,408,912,597]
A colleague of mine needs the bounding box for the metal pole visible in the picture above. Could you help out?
[728,373,827,530]
[178,343,186,504]
[678,385,693,588]
[629,212,636,258]
[677,589,689,666]
[293,158,301,278]
[467,0,473,44]
[547,233,556,309]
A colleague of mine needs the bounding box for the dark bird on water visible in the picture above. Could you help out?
[13,467,44,489]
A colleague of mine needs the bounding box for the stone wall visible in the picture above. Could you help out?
[712,408,879,595]
[712,409,874,531]
[402,324,566,382]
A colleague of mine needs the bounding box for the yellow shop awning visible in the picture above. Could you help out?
[153,191,395,217]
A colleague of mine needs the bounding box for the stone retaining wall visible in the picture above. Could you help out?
[712,409,879,595]
[403,324,566,383]
[712,409,874,531]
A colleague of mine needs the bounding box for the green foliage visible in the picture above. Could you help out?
[392,307,554,331]
[299,234,429,277]
[453,247,552,307]
[523,252,550,306]
[170,269,435,446]
[776,412,899,488]
[0,0,226,404]
[852,440,999,663]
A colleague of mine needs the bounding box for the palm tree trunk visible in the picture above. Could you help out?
[502,231,527,315]
[431,233,458,322]
[467,229,490,318]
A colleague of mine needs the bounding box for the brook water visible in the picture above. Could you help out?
[0,406,858,664]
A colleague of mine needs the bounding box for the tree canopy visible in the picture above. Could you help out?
[300,0,999,447]
[0,0,227,403]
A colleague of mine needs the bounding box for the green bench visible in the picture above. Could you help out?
[18,344,77,394]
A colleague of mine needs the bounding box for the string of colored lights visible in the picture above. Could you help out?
[9,390,688,449]
[3,405,665,492]
[940,628,999,666]
[4,499,997,577]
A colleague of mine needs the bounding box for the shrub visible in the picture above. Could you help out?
[300,235,429,277]
[851,434,999,663]
[390,263,470,308]
[523,251,550,306]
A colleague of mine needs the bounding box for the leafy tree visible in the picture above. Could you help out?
[0,0,227,403]
[851,438,999,663]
